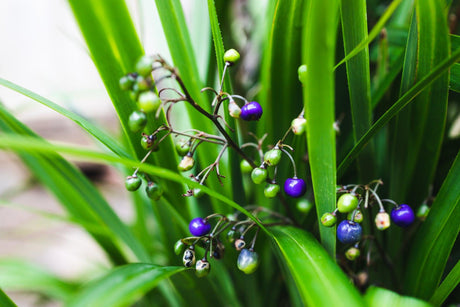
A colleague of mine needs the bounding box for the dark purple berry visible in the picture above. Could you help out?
[189,217,211,236]
[284,177,307,198]
[391,204,415,227]
[337,220,362,244]
[240,101,263,121]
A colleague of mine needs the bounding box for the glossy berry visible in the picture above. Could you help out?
[375,211,391,230]
[135,55,154,76]
[138,91,161,113]
[146,181,163,200]
[240,160,253,173]
[264,148,282,166]
[298,64,307,83]
[345,247,360,261]
[128,111,147,132]
[240,101,263,121]
[174,240,185,255]
[195,259,211,278]
[284,177,307,198]
[347,209,363,223]
[251,167,268,184]
[119,74,136,90]
[237,249,259,274]
[321,212,337,227]
[296,199,314,214]
[264,183,280,198]
[337,193,359,213]
[391,204,415,227]
[416,203,430,221]
[178,154,195,172]
[183,248,196,267]
[291,117,307,135]
[125,175,142,191]
[337,220,362,244]
[141,134,156,150]
[136,75,151,91]
[223,49,240,64]
[175,139,190,156]
[189,217,211,237]
[228,100,241,118]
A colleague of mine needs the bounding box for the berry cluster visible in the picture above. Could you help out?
[321,180,415,260]
[175,208,291,277]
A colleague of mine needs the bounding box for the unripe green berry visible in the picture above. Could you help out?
[416,203,430,221]
[136,75,151,91]
[146,181,163,200]
[195,259,211,278]
[174,240,185,255]
[291,117,307,135]
[251,167,268,184]
[138,91,161,113]
[298,64,307,83]
[128,111,147,132]
[240,160,253,173]
[175,138,190,156]
[237,249,259,274]
[264,148,282,166]
[119,75,136,91]
[125,175,142,191]
[135,55,154,76]
[347,209,363,223]
[345,247,360,261]
[264,183,280,198]
[321,212,337,227]
[224,49,240,64]
[296,199,314,214]
[178,154,195,172]
[193,186,204,198]
[337,193,359,213]
[141,134,156,150]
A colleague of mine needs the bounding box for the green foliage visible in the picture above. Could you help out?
[0,0,459,305]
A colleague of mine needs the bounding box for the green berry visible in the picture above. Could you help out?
[347,209,363,223]
[251,167,268,184]
[416,203,430,220]
[138,91,161,113]
[128,111,147,132]
[195,259,211,278]
[146,181,163,200]
[337,193,359,213]
[264,148,282,166]
[174,240,185,255]
[125,175,142,191]
[264,183,280,198]
[345,247,360,261]
[223,49,240,64]
[237,249,259,274]
[291,117,307,135]
[178,154,195,172]
[129,88,140,102]
[321,212,337,227]
[136,75,151,91]
[296,199,313,214]
[240,160,253,173]
[141,134,156,150]
[135,55,154,76]
[119,74,136,91]
[175,138,190,156]
[298,64,307,83]
[193,186,204,198]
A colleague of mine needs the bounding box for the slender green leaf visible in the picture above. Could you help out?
[365,286,430,307]
[404,152,460,299]
[340,0,374,181]
[303,0,339,257]
[0,78,129,158]
[270,226,364,306]
[0,289,17,307]
[448,63,460,92]
[430,260,460,306]
[338,47,460,178]
[335,0,404,69]
[68,264,186,307]
[390,0,450,204]
[0,259,77,302]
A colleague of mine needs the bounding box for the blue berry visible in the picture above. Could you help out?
[284,177,307,198]
[240,101,263,121]
[189,217,211,236]
[337,220,362,244]
[391,204,415,227]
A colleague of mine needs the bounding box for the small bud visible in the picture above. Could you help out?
[321,212,337,227]
[375,211,391,230]
[178,154,195,172]
[146,181,163,200]
[291,117,307,135]
[195,259,211,278]
[264,148,282,166]
[183,248,196,267]
[228,100,241,118]
[237,249,259,274]
[138,91,161,114]
[125,175,142,191]
[223,49,240,64]
[298,64,307,83]
[234,238,246,251]
[174,240,185,255]
[347,209,363,223]
[345,247,360,261]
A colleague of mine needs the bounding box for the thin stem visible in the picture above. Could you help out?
[281,148,298,178]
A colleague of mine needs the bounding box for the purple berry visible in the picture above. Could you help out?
[240,101,263,121]
[337,220,362,244]
[284,177,307,198]
[391,204,415,227]
[189,217,211,236]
